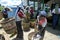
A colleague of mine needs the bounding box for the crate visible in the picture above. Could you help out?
[0,18,17,34]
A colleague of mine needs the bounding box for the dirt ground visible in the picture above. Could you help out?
[0,27,60,40]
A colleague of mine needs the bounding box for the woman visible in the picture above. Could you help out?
[37,15,47,40]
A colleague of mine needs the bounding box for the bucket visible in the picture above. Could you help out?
[0,18,17,34]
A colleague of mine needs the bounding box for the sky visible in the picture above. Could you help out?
[0,0,22,7]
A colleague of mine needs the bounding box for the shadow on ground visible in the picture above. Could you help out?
[46,26,60,36]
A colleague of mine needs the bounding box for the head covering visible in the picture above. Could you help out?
[40,10,47,17]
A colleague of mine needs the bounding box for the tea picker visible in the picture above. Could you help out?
[32,14,47,40]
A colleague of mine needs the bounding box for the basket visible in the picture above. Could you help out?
[28,32,36,40]
[0,12,3,20]
[22,22,30,31]
[34,25,39,32]
[0,34,5,40]
[30,19,36,28]
[0,18,17,34]
[28,32,43,40]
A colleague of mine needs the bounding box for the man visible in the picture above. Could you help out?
[52,4,60,29]
[13,6,25,40]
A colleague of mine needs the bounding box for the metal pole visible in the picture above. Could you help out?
[27,0,29,6]
[41,0,44,10]
[42,0,44,10]
[34,0,35,11]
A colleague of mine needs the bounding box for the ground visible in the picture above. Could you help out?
[0,26,60,40]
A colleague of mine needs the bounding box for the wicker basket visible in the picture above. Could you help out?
[28,32,36,40]
[22,22,30,31]
[0,12,3,20]
[0,34,5,40]
[28,32,43,40]
[30,19,36,28]
[0,18,17,34]
[34,25,39,32]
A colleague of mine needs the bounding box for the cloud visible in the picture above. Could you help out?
[0,0,22,7]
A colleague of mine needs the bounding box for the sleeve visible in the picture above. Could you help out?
[13,8,19,19]
[52,9,55,13]
[59,8,60,13]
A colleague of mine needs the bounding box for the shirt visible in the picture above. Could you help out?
[14,8,24,21]
[52,8,60,14]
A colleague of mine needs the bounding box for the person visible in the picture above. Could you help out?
[2,8,8,19]
[30,7,34,19]
[37,15,47,40]
[36,9,47,40]
[13,6,25,40]
[36,7,41,19]
[52,4,60,29]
